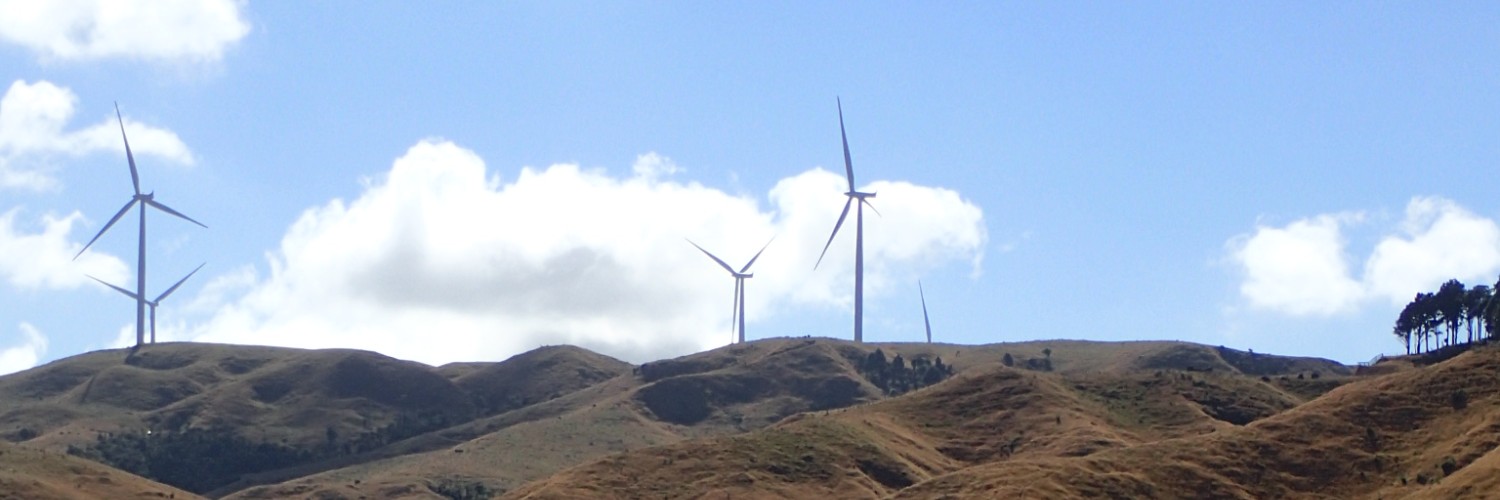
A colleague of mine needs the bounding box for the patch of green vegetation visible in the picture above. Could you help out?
[429,478,501,499]
[857,349,954,396]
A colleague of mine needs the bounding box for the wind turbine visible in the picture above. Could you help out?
[89,263,204,344]
[919,281,932,344]
[74,104,207,347]
[689,239,773,344]
[815,98,879,343]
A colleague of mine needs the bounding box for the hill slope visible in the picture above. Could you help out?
[0,440,200,500]
[507,344,1498,499]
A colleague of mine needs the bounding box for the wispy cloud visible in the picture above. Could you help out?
[0,0,249,63]
[0,80,194,191]
[187,141,987,365]
[0,208,128,290]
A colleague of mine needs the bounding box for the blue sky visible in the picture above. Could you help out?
[2,2,1498,372]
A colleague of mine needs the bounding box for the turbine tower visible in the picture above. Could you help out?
[90,263,204,344]
[689,239,772,344]
[815,98,879,343]
[74,104,207,347]
[919,281,932,344]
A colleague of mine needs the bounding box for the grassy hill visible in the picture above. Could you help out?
[506,343,1499,499]
[1,337,1373,499]
[0,342,628,496]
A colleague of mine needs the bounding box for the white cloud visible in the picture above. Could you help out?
[0,208,129,290]
[1365,197,1500,304]
[0,323,48,375]
[1229,213,1365,316]
[0,0,249,62]
[0,80,194,191]
[1229,197,1500,316]
[189,141,987,365]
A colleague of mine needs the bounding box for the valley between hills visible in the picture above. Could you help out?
[1,338,1497,499]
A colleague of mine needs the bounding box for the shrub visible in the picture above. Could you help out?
[1441,456,1459,476]
[1451,389,1469,410]
[430,478,498,500]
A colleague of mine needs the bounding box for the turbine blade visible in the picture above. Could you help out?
[919,281,932,344]
[88,275,141,301]
[687,239,736,274]
[155,262,205,302]
[863,199,882,218]
[74,199,137,260]
[815,198,853,270]
[115,103,140,196]
[739,237,775,273]
[837,98,855,192]
[144,199,208,228]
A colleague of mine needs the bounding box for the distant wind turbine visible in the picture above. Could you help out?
[919,281,932,344]
[90,263,204,344]
[815,98,879,343]
[689,238,773,344]
[74,104,207,347]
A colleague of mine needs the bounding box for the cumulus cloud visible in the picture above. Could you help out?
[0,0,249,62]
[1228,197,1500,316]
[1365,198,1500,304]
[0,323,48,375]
[0,208,129,290]
[1229,213,1365,316]
[189,141,987,365]
[0,80,193,191]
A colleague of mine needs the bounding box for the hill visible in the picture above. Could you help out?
[0,337,1355,498]
[0,342,628,496]
[0,440,200,499]
[507,343,1498,499]
[231,338,1345,498]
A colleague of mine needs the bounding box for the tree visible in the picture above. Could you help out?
[1435,280,1466,347]
[1464,285,1491,343]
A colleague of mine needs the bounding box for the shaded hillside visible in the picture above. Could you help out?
[0,440,200,500]
[0,342,627,496]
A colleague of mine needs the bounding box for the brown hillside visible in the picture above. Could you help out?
[0,440,200,500]
[895,343,1500,499]
[0,337,1357,499]
[0,343,475,452]
[226,337,885,498]
[504,342,1341,499]
[0,342,631,497]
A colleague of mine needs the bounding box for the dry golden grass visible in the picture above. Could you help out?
[0,440,199,500]
[500,340,1500,500]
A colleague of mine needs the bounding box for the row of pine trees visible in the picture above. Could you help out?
[1393,278,1499,354]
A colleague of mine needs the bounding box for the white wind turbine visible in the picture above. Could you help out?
[689,239,773,344]
[74,104,207,347]
[815,98,880,343]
